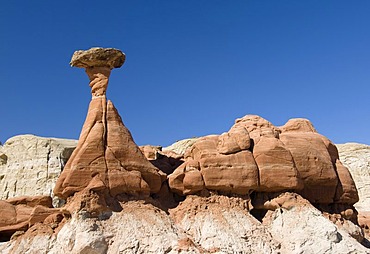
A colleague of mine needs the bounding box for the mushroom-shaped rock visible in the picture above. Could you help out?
[54,47,163,202]
[70,47,126,97]
[70,47,125,69]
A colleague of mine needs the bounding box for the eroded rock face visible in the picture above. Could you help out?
[1,46,366,252]
[169,134,259,195]
[0,135,77,204]
[262,195,367,253]
[337,143,370,212]
[0,196,61,241]
[280,119,340,204]
[140,145,184,175]
[1,193,368,253]
[337,143,370,244]
[54,97,163,200]
[170,195,281,253]
[54,47,163,203]
[168,116,359,207]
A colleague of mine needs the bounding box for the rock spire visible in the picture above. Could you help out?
[54,47,163,201]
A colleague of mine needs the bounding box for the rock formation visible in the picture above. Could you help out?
[337,143,370,212]
[337,142,370,245]
[140,145,184,175]
[0,196,62,241]
[162,138,199,156]
[0,47,368,253]
[168,115,359,208]
[0,135,77,205]
[1,193,368,253]
[54,47,163,203]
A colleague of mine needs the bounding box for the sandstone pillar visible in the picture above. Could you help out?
[54,48,162,200]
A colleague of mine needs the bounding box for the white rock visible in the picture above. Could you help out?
[0,201,198,254]
[1,195,368,253]
[337,143,370,212]
[163,138,199,155]
[264,205,368,253]
[170,195,281,253]
[0,135,77,205]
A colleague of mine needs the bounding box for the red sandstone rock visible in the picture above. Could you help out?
[169,135,258,195]
[279,119,338,203]
[168,116,359,207]
[217,126,250,155]
[334,160,359,205]
[28,206,60,227]
[358,211,370,241]
[106,101,163,194]
[54,49,163,200]
[0,196,60,240]
[253,137,303,192]
[0,201,16,227]
[140,145,162,160]
[6,195,53,208]
[140,145,184,175]
[232,115,280,144]
[54,97,163,199]
[168,164,187,195]
[322,137,359,205]
[279,118,317,133]
[200,150,258,194]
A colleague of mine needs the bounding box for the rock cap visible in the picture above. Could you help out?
[70,47,125,69]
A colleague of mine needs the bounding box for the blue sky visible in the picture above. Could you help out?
[1,1,369,146]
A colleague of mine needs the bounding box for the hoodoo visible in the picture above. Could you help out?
[54,47,163,201]
[0,48,368,253]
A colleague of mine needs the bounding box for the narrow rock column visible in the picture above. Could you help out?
[86,67,111,97]
[70,47,125,97]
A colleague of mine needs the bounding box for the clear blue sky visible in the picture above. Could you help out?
[1,1,369,146]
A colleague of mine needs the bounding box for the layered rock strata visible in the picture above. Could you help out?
[0,135,77,203]
[0,47,366,252]
[337,143,370,212]
[169,115,359,208]
[0,196,62,241]
[337,143,370,244]
[54,48,163,202]
[1,193,368,253]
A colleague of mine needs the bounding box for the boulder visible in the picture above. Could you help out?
[279,119,339,203]
[334,160,359,205]
[168,116,358,207]
[253,137,303,192]
[70,47,125,69]
[217,126,250,154]
[232,115,280,144]
[169,135,259,195]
